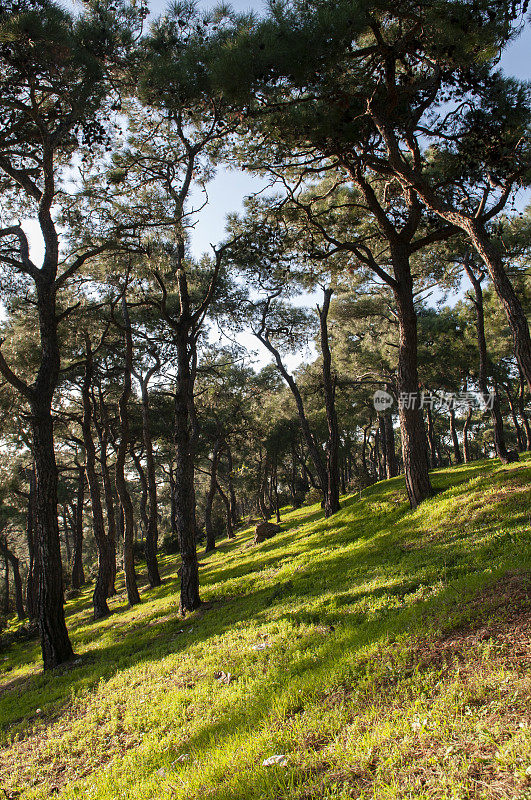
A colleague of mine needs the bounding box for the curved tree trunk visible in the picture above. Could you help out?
[465,223,531,394]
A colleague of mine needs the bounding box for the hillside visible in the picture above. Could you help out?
[1,456,530,800]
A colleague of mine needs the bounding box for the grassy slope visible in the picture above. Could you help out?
[0,456,530,800]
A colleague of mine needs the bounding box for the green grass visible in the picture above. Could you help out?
[1,456,530,800]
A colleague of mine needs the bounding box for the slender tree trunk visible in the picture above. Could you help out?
[82,339,112,619]
[503,382,525,452]
[392,249,432,508]
[273,461,281,523]
[0,539,25,620]
[465,224,531,394]
[62,506,72,568]
[139,377,161,587]
[71,466,85,590]
[95,397,117,595]
[449,405,462,464]
[216,480,234,539]
[257,332,328,507]
[115,299,141,607]
[131,449,149,544]
[25,466,38,620]
[225,446,239,524]
[463,405,473,463]
[205,440,221,553]
[517,370,531,450]
[381,407,398,478]
[464,263,517,464]
[173,327,200,613]
[3,552,9,615]
[31,402,74,668]
[318,287,341,515]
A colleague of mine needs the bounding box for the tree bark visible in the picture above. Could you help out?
[392,249,432,508]
[31,402,74,668]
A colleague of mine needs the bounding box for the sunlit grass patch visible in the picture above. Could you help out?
[0,455,530,799]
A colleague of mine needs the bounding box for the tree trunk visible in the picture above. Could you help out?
[225,446,239,524]
[173,327,200,613]
[62,506,72,568]
[257,332,328,507]
[71,466,85,590]
[82,339,112,619]
[140,377,161,587]
[25,466,38,620]
[463,405,473,463]
[517,370,531,450]
[466,223,531,394]
[115,299,140,607]
[3,552,8,615]
[205,440,221,553]
[95,394,117,595]
[381,406,398,478]
[503,382,525,452]
[464,263,516,464]
[392,250,432,509]
[0,539,25,620]
[31,403,74,669]
[449,405,462,464]
[216,480,234,539]
[318,287,341,515]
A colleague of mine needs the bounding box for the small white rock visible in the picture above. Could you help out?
[262,755,288,767]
